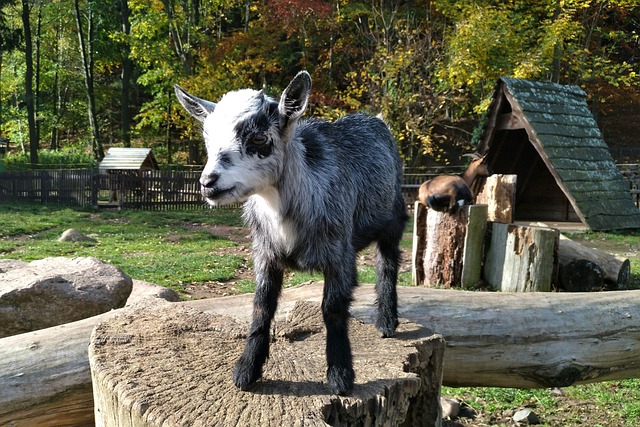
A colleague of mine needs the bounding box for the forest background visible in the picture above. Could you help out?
[0,0,639,169]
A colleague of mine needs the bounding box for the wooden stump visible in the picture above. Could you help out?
[414,204,487,288]
[484,223,559,292]
[475,174,517,223]
[89,300,445,427]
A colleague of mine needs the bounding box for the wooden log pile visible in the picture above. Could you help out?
[4,283,640,426]
[413,173,633,291]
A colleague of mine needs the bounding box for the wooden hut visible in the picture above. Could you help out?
[477,77,640,230]
[98,148,158,172]
[98,148,159,206]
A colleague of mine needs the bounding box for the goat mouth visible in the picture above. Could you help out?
[201,186,236,202]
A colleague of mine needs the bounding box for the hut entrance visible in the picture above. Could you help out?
[486,128,581,223]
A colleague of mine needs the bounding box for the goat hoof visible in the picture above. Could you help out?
[327,365,355,395]
[232,355,262,390]
[376,316,399,338]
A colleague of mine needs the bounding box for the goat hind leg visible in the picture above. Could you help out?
[375,233,401,337]
[232,264,283,390]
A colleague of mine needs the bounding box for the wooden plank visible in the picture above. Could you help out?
[460,205,488,289]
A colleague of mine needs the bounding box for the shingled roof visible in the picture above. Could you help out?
[98,148,158,172]
[478,77,640,230]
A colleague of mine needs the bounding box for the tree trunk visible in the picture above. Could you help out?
[74,0,104,160]
[4,283,640,425]
[120,0,133,147]
[90,301,444,427]
[50,21,62,150]
[484,223,559,292]
[21,0,38,165]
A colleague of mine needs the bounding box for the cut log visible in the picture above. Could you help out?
[423,208,465,287]
[420,205,487,288]
[484,223,559,292]
[558,234,630,289]
[89,300,445,427]
[474,174,517,223]
[533,223,631,289]
[5,283,640,426]
[558,259,605,292]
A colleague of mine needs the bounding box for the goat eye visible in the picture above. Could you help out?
[250,134,268,145]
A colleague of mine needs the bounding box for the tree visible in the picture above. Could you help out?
[119,0,133,147]
[20,0,37,165]
[74,0,104,160]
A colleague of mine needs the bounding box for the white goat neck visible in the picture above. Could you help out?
[251,187,298,254]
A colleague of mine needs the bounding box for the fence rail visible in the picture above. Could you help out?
[1,167,638,210]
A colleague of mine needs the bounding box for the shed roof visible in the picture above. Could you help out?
[478,77,640,230]
[99,148,158,172]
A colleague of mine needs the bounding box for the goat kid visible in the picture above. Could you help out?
[174,71,408,395]
[418,153,490,213]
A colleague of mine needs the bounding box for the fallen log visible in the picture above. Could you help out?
[4,282,640,426]
[557,234,631,289]
[533,223,631,289]
[89,301,445,427]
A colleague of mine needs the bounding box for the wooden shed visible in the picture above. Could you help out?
[98,147,158,172]
[477,77,640,230]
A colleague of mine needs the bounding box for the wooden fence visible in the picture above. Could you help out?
[1,168,638,210]
[0,169,205,210]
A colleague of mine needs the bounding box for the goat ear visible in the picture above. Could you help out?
[174,84,216,123]
[279,71,311,130]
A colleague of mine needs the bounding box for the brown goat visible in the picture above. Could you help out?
[418,154,491,213]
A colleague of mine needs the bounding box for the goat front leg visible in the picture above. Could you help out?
[322,253,356,395]
[232,261,283,390]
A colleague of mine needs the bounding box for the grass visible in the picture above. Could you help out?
[443,380,640,426]
[2,202,640,425]
[0,203,246,292]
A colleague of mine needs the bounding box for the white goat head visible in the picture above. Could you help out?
[174,72,311,206]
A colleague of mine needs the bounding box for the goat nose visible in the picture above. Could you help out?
[200,173,219,188]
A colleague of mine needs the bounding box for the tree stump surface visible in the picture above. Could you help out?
[475,174,517,223]
[89,300,445,427]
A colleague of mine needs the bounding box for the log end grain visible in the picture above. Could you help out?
[89,300,445,427]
